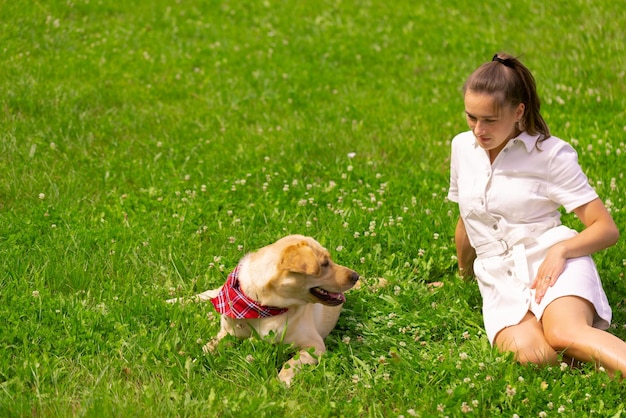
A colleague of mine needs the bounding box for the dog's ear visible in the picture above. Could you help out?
[280,243,320,275]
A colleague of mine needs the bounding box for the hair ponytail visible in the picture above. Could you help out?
[464,53,550,143]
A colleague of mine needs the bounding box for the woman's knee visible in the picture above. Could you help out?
[500,338,557,365]
[543,324,583,352]
[495,331,557,365]
[542,297,596,351]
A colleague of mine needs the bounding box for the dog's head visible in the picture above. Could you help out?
[242,235,359,308]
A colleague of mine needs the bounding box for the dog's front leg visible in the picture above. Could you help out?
[202,316,241,353]
[278,340,325,387]
[202,331,226,353]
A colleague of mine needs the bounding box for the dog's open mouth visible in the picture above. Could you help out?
[310,287,346,305]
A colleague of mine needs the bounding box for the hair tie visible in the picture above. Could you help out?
[492,54,515,68]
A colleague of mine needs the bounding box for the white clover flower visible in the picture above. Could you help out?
[506,385,516,397]
[38,193,45,200]
[460,402,472,413]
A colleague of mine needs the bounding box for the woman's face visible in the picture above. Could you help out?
[464,90,524,160]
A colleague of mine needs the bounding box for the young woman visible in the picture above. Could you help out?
[448,52,626,377]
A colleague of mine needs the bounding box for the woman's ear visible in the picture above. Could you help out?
[516,102,525,120]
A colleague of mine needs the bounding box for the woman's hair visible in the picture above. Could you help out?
[463,53,550,142]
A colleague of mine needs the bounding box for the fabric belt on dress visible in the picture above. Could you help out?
[474,239,532,284]
[473,226,540,258]
[474,239,509,258]
[472,225,567,286]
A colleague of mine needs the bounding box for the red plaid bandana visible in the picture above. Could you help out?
[211,265,288,319]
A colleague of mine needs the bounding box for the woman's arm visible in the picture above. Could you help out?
[532,198,619,302]
[567,197,619,256]
[455,217,477,279]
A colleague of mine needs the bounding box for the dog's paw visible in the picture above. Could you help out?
[202,339,219,353]
[278,366,295,387]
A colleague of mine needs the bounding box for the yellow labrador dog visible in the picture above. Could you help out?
[167,234,359,386]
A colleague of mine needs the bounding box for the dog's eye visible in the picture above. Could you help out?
[321,259,330,268]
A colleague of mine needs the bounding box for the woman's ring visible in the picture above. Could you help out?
[543,275,551,281]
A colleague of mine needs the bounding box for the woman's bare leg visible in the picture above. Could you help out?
[494,311,559,365]
[542,296,626,378]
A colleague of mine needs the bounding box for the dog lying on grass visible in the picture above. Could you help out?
[167,234,360,386]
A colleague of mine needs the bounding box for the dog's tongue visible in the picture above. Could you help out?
[329,291,346,303]
[311,287,346,305]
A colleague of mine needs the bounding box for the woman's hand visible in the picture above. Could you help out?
[531,243,567,303]
[532,198,619,304]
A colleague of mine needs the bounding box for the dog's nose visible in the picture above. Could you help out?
[350,271,360,284]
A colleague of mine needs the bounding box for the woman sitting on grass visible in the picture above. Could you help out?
[448,52,626,378]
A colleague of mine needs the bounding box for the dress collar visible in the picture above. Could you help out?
[513,131,543,153]
[471,131,542,153]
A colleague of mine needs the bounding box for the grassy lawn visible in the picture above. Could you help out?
[1,0,625,416]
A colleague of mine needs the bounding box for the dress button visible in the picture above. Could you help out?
[507,270,512,276]
[492,224,498,230]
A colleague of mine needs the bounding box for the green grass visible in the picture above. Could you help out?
[1,0,626,416]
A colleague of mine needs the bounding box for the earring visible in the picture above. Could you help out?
[517,119,526,131]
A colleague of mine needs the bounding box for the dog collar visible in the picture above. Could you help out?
[211,265,288,319]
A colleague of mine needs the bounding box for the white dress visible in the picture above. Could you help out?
[448,130,612,344]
